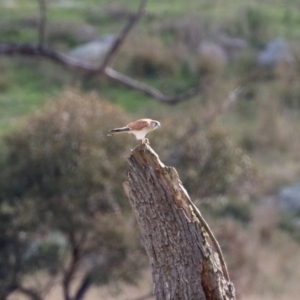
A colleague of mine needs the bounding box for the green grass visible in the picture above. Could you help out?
[1,0,300,138]
[0,58,63,133]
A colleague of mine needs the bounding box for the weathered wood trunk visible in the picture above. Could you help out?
[123,144,235,300]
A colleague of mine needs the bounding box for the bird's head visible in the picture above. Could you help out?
[150,120,161,129]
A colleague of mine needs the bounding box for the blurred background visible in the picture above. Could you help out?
[1,0,300,299]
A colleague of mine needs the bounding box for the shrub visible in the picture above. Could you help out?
[176,127,255,200]
[154,114,256,202]
[116,35,178,78]
[0,88,146,299]
[225,6,270,48]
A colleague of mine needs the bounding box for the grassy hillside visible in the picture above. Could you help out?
[1,0,300,131]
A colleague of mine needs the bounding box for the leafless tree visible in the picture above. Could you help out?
[0,0,204,104]
[124,144,236,300]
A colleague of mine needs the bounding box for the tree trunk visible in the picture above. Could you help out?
[123,144,235,300]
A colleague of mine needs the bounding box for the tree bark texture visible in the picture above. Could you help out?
[123,144,235,300]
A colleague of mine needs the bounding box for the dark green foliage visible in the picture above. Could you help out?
[0,89,146,299]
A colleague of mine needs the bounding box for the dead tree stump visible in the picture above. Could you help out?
[123,144,235,300]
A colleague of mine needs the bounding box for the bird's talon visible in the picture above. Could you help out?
[142,138,150,145]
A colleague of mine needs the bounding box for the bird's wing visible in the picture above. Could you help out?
[127,119,150,131]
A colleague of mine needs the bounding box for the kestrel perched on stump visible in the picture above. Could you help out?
[108,118,161,144]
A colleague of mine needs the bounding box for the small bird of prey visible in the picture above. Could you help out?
[108,118,160,144]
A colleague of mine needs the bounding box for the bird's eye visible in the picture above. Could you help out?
[151,121,160,128]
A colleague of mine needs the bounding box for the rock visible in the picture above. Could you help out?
[198,41,228,67]
[197,36,248,65]
[69,34,117,65]
[258,38,294,67]
[277,182,300,213]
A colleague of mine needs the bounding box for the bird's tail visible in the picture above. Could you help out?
[108,126,130,136]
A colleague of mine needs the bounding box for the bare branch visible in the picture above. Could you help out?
[37,0,47,47]
[180,87,242,139]
[99,0,147,70]
[63,231,82,300]
[0,43,202,104]
[0,0,204,104]
[74,274,92,300]
[168,87,242,162]
[0,43,93,71]
[104,67,203,104]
